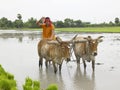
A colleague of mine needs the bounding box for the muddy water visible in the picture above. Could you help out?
[0,30,120,90]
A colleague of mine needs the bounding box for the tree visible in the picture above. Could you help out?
[0,17,13,28]
[115,17,119,25]
[0,17,8,28]
[74,20,82,27]
[14,19,23,28]
[14,14,23,28]
[17,14,22,20]
[54,21,64,28]
[109,21,114,26]
[24,17,37,28]
[64,18,74,27]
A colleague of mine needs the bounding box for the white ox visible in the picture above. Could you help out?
[37,36,78,73]
[72,35,103,71]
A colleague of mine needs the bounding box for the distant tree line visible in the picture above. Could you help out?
[0,14,120,29]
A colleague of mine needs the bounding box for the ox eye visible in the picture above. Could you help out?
[92,41,96,44]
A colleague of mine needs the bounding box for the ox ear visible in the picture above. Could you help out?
[56,36,62,43]
[84,36,92,41]
[88,36,92,39]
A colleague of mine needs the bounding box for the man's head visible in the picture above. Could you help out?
[44,17,52,26]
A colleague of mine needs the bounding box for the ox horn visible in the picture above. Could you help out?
[60,34,78,44]
[72,34,78,40]
[97,36,104,42]
[97,36,104,39]
[67,34,78,43]
[56,36,62,43]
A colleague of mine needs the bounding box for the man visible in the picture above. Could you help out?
[36,17,56,40]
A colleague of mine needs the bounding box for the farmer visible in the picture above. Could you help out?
[36,17,56,40]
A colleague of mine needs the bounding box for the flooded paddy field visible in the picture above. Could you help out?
[0,30,120,90]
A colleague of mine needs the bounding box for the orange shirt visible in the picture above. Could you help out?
[40,24,55,40]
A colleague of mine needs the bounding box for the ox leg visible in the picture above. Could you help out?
[49,61,51,65]
[52,61,57,73]
[59,64,62,72]
[45,61,48,68]
[39,57,43,68]
[92,60,95,72]
[82,59,86,70]
[76,56,80,64]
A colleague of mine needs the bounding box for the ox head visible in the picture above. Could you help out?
[47,35,79,63]
[57,35,80,62]
[47,36,72,63]
[84,36,104,56]
[56,36,71,62]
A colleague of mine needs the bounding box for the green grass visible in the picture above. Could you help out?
[46,84,58,90]
[0,64,58,90]
[0,65,17,90]
[23,77,40,90]
[1,26,120,33]
[21,26,120,33]
[55,27,120,33]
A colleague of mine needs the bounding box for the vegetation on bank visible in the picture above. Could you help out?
[0,14,120,33]
[0,14,120,29]
[0,65,58,90]
[14,27,120,33]
[55,27,120,33]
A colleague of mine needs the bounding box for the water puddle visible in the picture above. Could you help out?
[0,30,120,90]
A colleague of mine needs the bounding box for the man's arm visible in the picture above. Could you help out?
[36,17,45,27]
[36,20,41,27]
[50,30,55,40]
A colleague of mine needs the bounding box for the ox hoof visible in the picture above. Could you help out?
[54,70,57,74]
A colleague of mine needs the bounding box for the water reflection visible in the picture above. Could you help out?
[73,66,95,90]
[1,30,120,90]
[0,30,41,42]
[39,66,65,90]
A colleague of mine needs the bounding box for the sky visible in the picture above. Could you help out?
[0,0,120,23]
